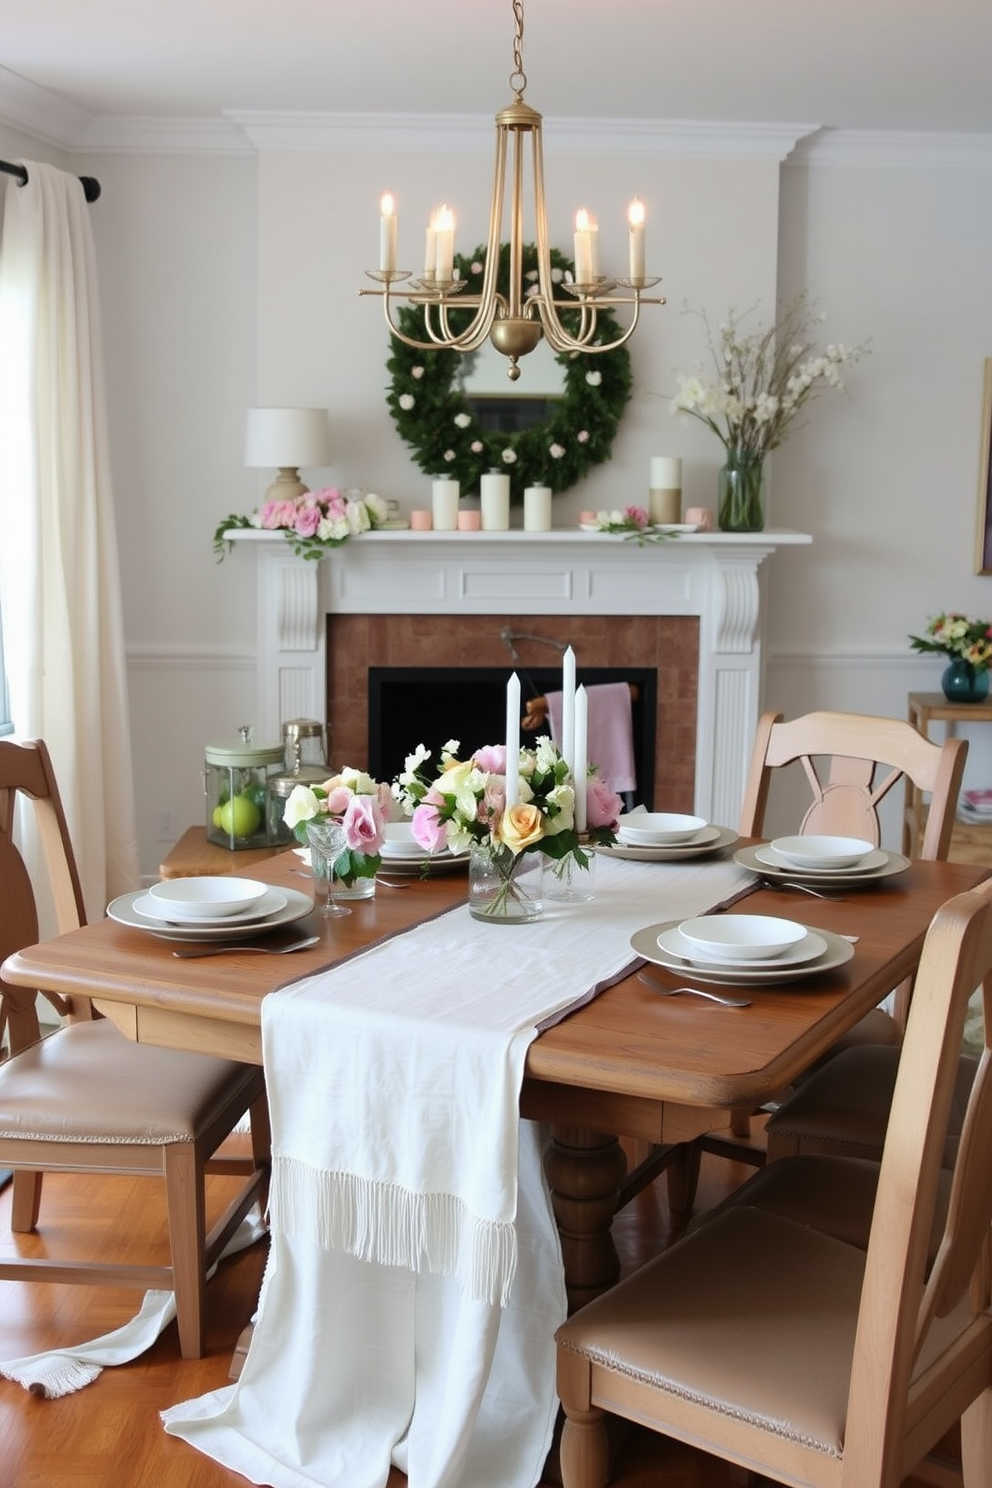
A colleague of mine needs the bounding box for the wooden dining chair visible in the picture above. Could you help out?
[0,738,271,1359]
[556,875,992,1488]
[663,708,969,1214]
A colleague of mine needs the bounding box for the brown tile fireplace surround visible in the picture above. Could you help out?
[229,527,809,827]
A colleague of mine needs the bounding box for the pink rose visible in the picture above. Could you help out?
[341,793,385,853]
[479,779,506,828]
[473,744,506,774]
[411,800,448,853]
[260,499,296,530]
[294,505,322,537]
[586,775,623,830]
[323,785,353,816]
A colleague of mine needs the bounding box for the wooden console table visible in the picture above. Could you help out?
[907,691,992,863]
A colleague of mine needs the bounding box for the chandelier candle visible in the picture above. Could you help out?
[379,194,397,273]
[505,672,521,809]
[628,198,646,280]
[431,477,460,530]
[480,472,510,530]
[649,456,682,524]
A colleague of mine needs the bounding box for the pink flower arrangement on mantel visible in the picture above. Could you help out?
[214,487,389,562]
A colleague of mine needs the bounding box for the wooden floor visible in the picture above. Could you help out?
[0,1130,948,1488]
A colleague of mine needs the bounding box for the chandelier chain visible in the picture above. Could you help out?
[510,0,527,98]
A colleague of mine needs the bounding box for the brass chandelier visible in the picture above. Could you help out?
[361,0,664,381]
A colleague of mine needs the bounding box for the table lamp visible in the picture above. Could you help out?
[245,407,332,502]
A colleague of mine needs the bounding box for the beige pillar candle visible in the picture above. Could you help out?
[524,485,552,532]
[480,472,510,530]
[649,456,682,524]
[431,478,460,530]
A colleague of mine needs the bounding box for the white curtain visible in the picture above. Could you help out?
[0,161,139,918]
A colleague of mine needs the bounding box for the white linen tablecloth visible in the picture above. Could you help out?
[163,853,756,1488]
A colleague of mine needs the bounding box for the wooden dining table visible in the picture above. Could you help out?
[3,845,987,1308]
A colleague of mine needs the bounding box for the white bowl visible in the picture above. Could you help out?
[677,914,807,962]
[618,812,708,846]
[770,834,875,870]
[147,875,270,919]
[381,822,426,857]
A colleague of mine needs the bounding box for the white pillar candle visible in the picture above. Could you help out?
[505,671,521,810]
[434,204,455,281]
[523,485,552,532]
[628,197,646,280]
[431,477,460,530]
[573,685,588,833]
[379,193,397,273]
[423,208,439,280]
[561,645,576,775]
[650,456,682,488]
[480,471,510,530]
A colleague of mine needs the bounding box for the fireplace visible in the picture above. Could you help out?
[367,664,659,807]
[234,526,810,827]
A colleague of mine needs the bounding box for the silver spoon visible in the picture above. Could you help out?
[761,878,846,901]
[636,972,751,1007]
[172,935,321,958]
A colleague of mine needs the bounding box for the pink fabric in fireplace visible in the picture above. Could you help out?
[545,681,637,795]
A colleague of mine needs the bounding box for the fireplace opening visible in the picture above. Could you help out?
[369,666,657,809]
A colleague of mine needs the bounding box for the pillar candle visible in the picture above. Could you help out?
[434,204,455,281]
[505,672,521,810]
[649,455,682,525]
[573,685,588,833]
[573,209,596,283]
[480,472,510,530]
[431,477,460,530]
[561,645,576,775]
[628,197,646,280]
[379,193,397,273]
[523,485,552,532]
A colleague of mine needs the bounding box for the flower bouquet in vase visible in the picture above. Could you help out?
[909,613,992,703]
[393,738,621,923]
[283,768,391,898]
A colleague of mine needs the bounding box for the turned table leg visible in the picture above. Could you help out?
[544,1125,628,1311]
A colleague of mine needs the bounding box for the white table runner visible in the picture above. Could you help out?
[164,854,756,1488]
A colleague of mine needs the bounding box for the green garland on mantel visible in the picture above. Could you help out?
[385,242,633,505]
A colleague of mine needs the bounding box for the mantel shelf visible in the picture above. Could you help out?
[223,526,812,550]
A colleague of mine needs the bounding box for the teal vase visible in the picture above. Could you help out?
[718,447,766,532]
[941,658,990,703]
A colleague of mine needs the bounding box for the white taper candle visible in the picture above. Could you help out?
[573,685,588,833]
[505,672,521,810]
[561,645,576,775]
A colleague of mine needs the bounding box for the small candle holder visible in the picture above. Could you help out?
[408,275,467,296]
[562,277,617,300]
[614,275,663,292]
[363,268,412,285]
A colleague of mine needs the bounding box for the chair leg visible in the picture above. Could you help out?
[560,1407,610,1488]
[10,1169,42,1231]
[248,1091,271,1174]
[666,1140,701,1220]
[163,1143,206,1360]
[961,1385,992,1487]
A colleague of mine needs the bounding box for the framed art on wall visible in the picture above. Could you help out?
[975,358,992,574]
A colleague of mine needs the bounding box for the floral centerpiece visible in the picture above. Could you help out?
[213,487,390,563]
[283,767,392,895]
[909,613,992,702]
[670,294,868,532]
[393,738,622,920]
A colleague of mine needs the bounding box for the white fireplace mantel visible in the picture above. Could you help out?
[227,527,811,826]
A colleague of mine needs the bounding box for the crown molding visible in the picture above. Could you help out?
[791,128,992,167]
[76,115,253,155]
[0,66,93,150]
[228,111,817,160]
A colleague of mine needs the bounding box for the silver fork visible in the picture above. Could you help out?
[761,877,846,901]
[636,972,750,1007]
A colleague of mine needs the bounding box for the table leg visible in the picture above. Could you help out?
[544,1125,628,1311]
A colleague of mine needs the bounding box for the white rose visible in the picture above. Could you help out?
[454,412,471,428]
[399,393,415,411]
[284,784,320,828]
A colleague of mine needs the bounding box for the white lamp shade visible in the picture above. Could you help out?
[244,407,331,469]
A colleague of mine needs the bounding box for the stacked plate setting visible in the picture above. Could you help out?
[377,822,469,875]
[609,812,738,862]
[734,833,910,886]
[108,875,314,942]
[631,910,855,986]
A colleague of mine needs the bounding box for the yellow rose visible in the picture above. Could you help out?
[496,802,545,854]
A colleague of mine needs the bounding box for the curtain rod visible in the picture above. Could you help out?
[0,159,101,203]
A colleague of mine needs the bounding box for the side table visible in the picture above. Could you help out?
[907,692,992,862]
[159,826,288,879]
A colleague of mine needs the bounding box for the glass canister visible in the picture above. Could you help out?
[282,718,328,774]
[204,727,285,849]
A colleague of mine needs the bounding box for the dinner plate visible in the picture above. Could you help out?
[594,825,738,862]
[376,850,470,876]
[108,886,313,942]
[735,843,910,885]
[656,924,828,971]
[133,888,287,927]
[630,920,854,986]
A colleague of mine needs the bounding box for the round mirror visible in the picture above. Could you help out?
[386,242,633,504]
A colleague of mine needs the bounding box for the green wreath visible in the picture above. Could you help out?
[385,242,633,504]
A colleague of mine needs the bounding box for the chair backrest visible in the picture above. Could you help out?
[0,739,88,1052]
[839,877,992,1483]
[739,709,968,860]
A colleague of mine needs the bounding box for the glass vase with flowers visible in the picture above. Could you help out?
[392,738,622,923]
[283,768,392,899]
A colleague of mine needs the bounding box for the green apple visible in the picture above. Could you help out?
[217,793,261,839]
